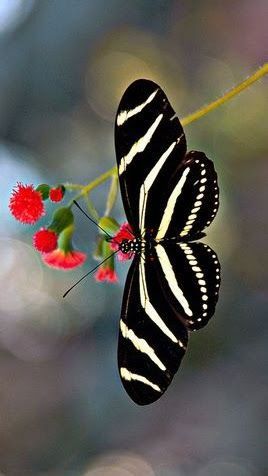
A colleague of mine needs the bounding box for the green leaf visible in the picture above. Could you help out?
[93,236,105,260]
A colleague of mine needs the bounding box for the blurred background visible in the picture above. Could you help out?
[0,0,267,475]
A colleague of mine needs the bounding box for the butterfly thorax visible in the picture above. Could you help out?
[119,238,149,254]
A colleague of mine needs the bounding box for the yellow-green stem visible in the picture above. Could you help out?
[67,63,267,204]
[181,63,268,126]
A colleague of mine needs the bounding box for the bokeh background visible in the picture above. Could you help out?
[0,1,267,475]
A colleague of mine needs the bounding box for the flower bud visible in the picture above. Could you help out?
[49,185,65,202]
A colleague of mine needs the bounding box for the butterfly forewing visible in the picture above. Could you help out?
[118,254,188,405]
[115,79,186,235]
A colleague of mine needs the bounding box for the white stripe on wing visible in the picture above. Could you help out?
[120,320,166,371]
[117,89,159,126]
[118,114,163,175]
[156,167,190,240]
[120,367,161,392]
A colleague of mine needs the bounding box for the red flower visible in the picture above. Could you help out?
[95,266,118,283]
[49,187,64,202]
[42,224,86,270]
[33,228,58,253]
[42,248,86,270]
[9,183,45,224]
[110,222,134,261]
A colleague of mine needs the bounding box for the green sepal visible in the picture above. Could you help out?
[36,183,50,200]
[58,224,74,253]
[48,207,74,235]
[93,236,105,260]
[98,216,119,236]
[93,236,115,269]
[101,238,115,270]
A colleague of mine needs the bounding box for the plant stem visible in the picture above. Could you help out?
[181,63,268,126]
[68,63,268,204]
[64,183,83,190]
[67,167,117,205]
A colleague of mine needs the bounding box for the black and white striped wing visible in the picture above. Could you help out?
[116,79,221,404]
[151,151,219,240]
[152,241,221,331]
[118,242,221,405]
[118,253,188,405]
[115,80,219,239]
[115,79,186,236]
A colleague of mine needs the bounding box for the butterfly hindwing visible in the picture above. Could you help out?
[151,151,219,240]
[118,253,188,405]
[152,241,221,331]
[115,79,186,235]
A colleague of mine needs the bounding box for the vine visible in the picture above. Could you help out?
[9,63,268,282]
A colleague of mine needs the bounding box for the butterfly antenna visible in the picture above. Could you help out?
[73,200,112,240]
[63,250,118,298]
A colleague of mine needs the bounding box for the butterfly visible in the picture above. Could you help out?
[114,79,221,405]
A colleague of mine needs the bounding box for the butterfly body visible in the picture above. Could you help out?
[119,237,149,254]
[115,79,221,405]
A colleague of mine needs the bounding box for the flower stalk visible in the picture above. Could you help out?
[65,63,268,210]
[181,62,268,127]
[9,63,267,275]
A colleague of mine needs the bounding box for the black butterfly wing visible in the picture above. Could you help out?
[115,80,219,239]
[114,79,186,236]
[116,80,221,404]
[152,241,221,331]
[118,241,220,405]
[152,150,219,240]
[118,253,188,405]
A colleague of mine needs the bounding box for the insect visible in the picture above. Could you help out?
[114,79,221,405]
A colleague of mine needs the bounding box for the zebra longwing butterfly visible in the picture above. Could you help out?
[115,79,221,405]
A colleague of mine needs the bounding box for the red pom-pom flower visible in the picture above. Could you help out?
[9,183,45,224]
[33,228,58,253]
